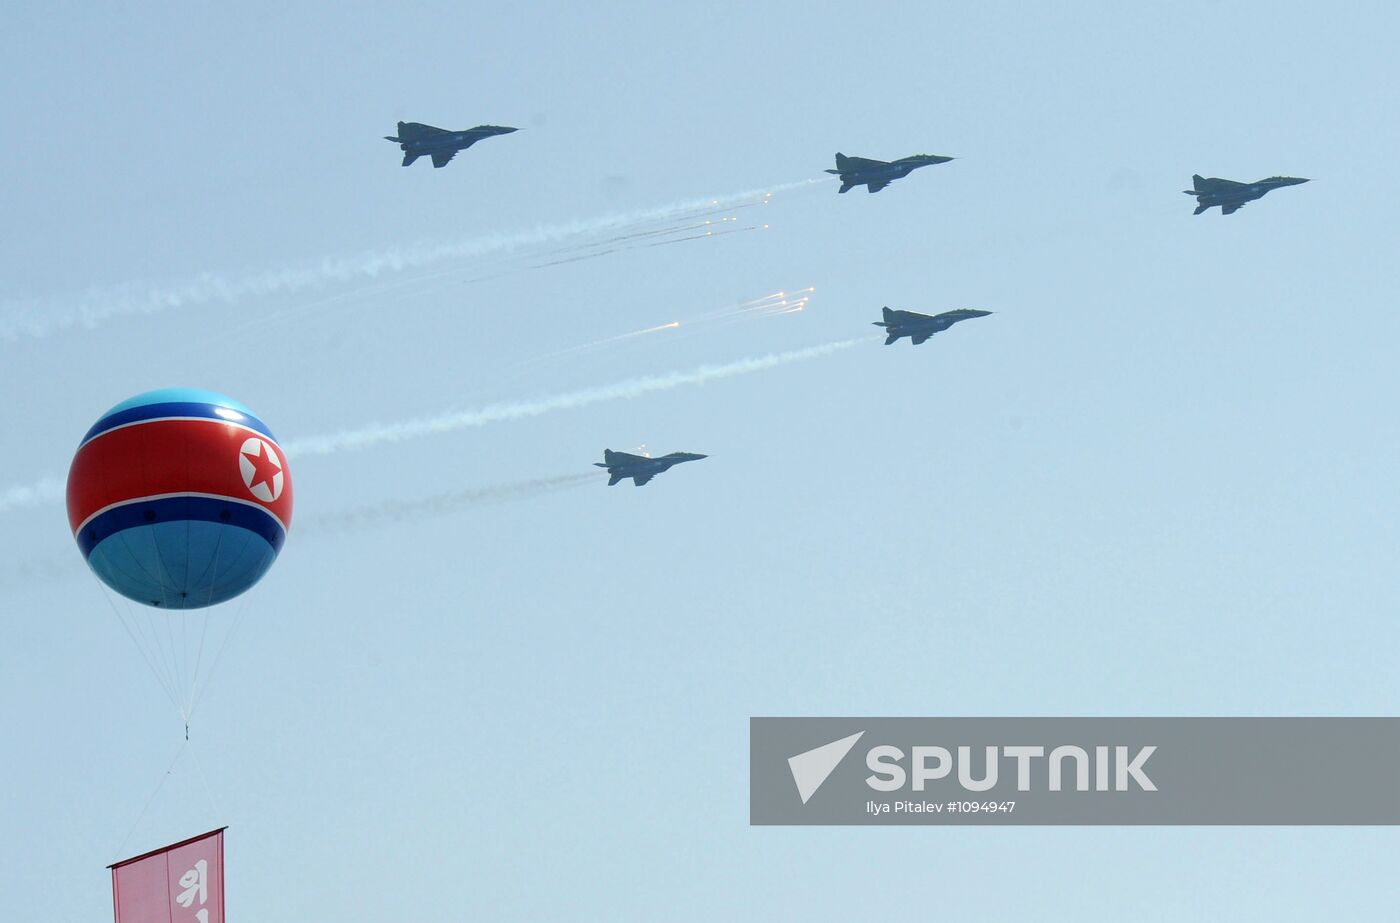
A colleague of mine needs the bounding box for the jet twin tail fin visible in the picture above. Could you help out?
[884,333,900,345]
[607,474,624,486]
[882,306,895,322]
[1192,173,1206,189]
[838,182,855,193]
[395,121,448,141]
[603,449,647,464]
[402,152,420,167]
[834,152,851,171]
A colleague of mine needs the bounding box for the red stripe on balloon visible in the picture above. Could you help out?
[67,418,294,534]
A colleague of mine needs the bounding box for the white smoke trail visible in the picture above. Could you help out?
[0,337,870,514]
[0,180,822,341]
[285,336,872,458]
[0,476,64,514]
[0,475,594,590]
[0,552,77,592]
[520,320,681,365]
[297,473,596,534]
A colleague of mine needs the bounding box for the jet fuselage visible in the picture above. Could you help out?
[384,123,518,167]
[392,128,513,155]
[594,450,708,486]
[874,307,991,345]
[826,153,954,193]
[1184,175,1308,214]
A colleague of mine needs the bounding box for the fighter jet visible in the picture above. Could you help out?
[384,121,518,168]
[874,307,991,345]
[594,449,707,486]
[1183,174,1309,215]
[825,152,954,193]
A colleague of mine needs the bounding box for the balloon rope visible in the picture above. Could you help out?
[95,581,182,714]
[183,524,228,717]
[185,591,252,722]
[185,736,224,823]
[109,529,184,707]
[145,532,185,712]
[112,739,187,861]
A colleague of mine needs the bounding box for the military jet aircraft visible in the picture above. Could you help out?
[874,307,991,345]
[384,122,518,168]
[825,152,954,193]
[1183,174,1309,215]
[594,449,707,486]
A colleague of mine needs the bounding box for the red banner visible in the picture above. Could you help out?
[111,828,226,923]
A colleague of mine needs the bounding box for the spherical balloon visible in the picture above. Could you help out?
[66,388,293,609]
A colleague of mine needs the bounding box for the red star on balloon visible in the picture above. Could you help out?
[241,442,282,494]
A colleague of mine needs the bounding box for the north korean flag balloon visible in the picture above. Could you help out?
[66,389,293,609]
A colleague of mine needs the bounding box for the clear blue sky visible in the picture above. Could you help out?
[3,1,1398,918]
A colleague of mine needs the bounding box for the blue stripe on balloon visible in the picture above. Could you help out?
[81,402,276,445]
[77,495,286,559]
[100,388,258,416]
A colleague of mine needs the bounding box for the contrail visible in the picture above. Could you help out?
[528,218,753,268]
[0,475,595,592]
[0,477,64,514]
[297,473,597,534]
[507,287,812,372]
[550,216,737,252]
[0,337,869,513]
[522,321,681,364]
[0,180,822,341]
[0,476,592,587]
[0,552,76,592]
[643,224,761,247]
[284,336,871,458]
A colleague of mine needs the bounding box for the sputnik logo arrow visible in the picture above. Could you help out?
[788,731,864,805]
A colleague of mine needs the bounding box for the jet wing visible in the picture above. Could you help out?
[866,180,891,193]
[910,332,933,345]
[431,150,457,168]
[1221,203,1243,215]
[632,473,655,486]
